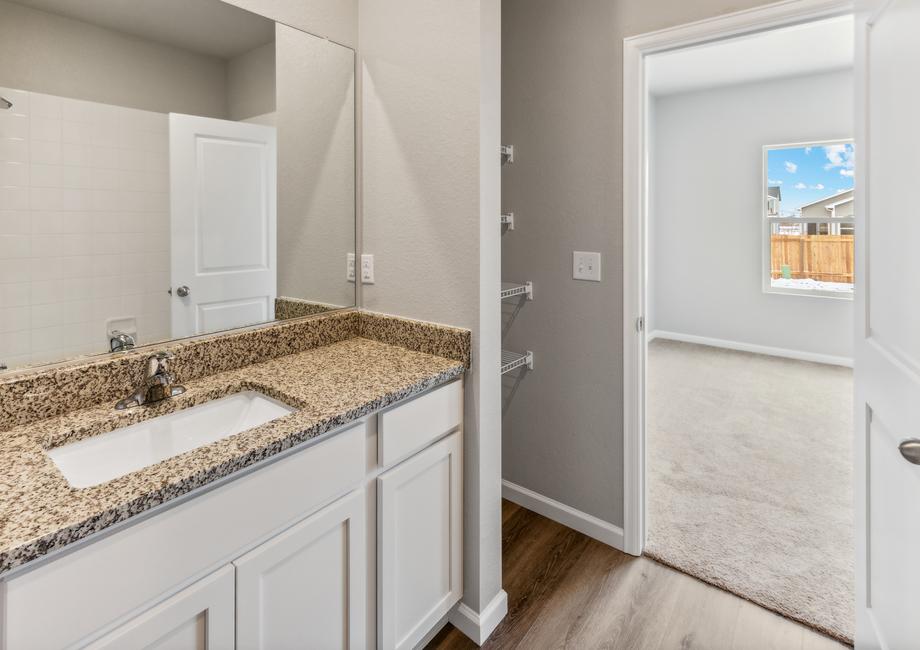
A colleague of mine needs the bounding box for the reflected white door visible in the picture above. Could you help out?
[855,1,920,647]
[169,113,276,338]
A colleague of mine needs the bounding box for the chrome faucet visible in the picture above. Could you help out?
[109,330,136,353]
[115,352,186,410]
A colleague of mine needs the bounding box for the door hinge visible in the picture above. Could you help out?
[636,316,645,332]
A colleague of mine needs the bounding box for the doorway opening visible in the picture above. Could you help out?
[637,13,855,644]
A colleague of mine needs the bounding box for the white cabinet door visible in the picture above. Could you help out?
[378,432,462,650]
[235,489,367,650]
[86,565,234,650]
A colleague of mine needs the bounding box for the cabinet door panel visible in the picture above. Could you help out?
[235,489,366,649]
[86,565,234,650]
[378,432,462,650]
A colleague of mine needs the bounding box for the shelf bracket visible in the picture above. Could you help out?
[501,281,533,301]
[501,349,534,374]
[500,212,515,230]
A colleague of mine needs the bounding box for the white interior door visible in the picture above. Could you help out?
[169,113,277,339]
[855,1,920,647]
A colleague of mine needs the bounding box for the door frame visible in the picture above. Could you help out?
[621,0,857,556]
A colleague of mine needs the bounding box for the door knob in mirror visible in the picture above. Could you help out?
[899,439,920,465]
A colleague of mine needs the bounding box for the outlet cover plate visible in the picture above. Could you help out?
[573,251,601,282]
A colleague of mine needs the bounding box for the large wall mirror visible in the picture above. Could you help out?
[0,0,356,372]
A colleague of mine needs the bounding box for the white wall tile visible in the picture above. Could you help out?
[29,187,89,211]
[29,140,60,165]
[0,234,29,259]
[0,88,29,115]
[31,277,93,304]
[0,259,29,284]
[0,282,29,307]
[0,211,30,235]
[0,138,28,163]
[0,114,29,139]
[0,329,30,356]
[0,306,29,333]
[0,162,28,187]
[6,89,172,369]
[29,117,62,143]
[0,186,29,210]
[31,299,93,328]
[30,93,62,119]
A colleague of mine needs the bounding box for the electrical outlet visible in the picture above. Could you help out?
[361,254,375,284]
[573,251,602,282]
[346,253,356,282]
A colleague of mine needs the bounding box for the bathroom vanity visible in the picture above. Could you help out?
[0,313,470,650]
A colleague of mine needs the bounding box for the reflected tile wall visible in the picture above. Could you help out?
[0,88,170,368]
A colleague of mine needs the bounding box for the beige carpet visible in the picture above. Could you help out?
[645,339,854,644]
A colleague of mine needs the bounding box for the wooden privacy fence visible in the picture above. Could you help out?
[771,234,854,283]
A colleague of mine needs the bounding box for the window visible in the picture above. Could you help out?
[763,140,855,298]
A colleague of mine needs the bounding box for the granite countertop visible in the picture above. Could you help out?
[0,337,464,576]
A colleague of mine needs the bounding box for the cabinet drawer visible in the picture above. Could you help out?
[378,380,462,467]
[3,421,366,650]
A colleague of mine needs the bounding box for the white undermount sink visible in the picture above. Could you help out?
[47,391,296,489]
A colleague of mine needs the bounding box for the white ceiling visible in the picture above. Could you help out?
[647,15,854,96]
[10,0,274,59]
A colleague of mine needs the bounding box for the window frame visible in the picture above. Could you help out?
[761,139,855,301]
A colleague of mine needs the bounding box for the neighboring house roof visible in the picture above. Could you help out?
[798,188,853,211]
[825,197,853,209]
[767,186,782,200]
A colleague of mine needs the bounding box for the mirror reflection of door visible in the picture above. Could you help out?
[0,0,356,372]
[169,114,277,338]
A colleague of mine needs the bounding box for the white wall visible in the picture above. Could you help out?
[0,89,170,367]
[359,0,503,621]
[651,70,854,360]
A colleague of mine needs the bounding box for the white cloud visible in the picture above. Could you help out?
[824,144,855,173]
[805,146,813,154]
[794,182,807,190]
[768,179,783,185]
[785,161,798,173]
[814,183,825,190]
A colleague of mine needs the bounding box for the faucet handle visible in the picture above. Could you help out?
[145,351,176,377]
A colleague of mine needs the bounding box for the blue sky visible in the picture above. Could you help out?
[767,143,854,216]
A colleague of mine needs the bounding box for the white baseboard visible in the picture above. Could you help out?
[448,589,508,646]
[502,480,625,551]
[648,330,853,368]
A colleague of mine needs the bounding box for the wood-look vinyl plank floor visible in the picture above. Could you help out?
[426,501,850,650]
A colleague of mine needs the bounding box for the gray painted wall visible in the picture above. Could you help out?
[223,0,356,48]
[276,25,355,309]
[501,0,782,528]
[651,70,854,359]
[0,0,228,118]
[360,0,503,615]
[228,41,276,121]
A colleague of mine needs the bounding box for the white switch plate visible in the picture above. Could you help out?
[346,253,356,282]
[361,253,375,284]
[573,251,601,282]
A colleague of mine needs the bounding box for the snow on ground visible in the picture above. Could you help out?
[771,278,853,293]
